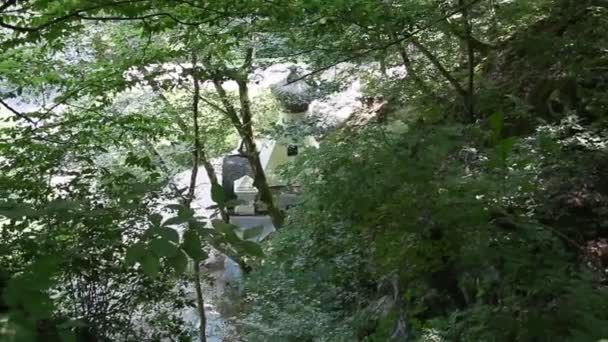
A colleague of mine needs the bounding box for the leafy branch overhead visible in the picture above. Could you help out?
[1,0,608,341]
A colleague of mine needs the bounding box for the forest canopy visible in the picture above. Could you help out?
[1,0,608,341]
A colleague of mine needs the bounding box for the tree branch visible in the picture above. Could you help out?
[441,18,493,55]
[410,38,468,99]
[236,78,285,228]
[0,0,155,32]
[187,52,207,342]
[460,0,476,118]
[0,0,17,14]
[242,46,254,72]
[286,0,484,84]
[76,12,209,26]
[0,98,36,124]
[209,78,244,133]
[198,95,229,116]
[396,43,442,103]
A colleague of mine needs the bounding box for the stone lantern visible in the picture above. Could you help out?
[270,66,313,118]
[233,175,258,215]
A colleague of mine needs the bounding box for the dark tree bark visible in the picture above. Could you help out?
[206,51,285,229]
[460,0,476,119]
[188,53,207,342]
[441,18,492,56]
[235,78,285,229]
[410,38,468,104]
[396,43,442,103]
[148,78,251,271]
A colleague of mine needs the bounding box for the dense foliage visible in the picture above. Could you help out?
[1,0,607,341]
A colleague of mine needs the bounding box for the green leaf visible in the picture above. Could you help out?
[182,230,207,261]
[0,202,37,220]
[496,137,516,159]
[159,227,179,243]
[243,225,265,240]
[149,213,162,227]
[212,220,238,233]
[211,183,226,205]
[488,112,504,136]
[162,215,190,227]
[239,240,265,257]
[150,238,179,257]
[30,257,59,281]
[59,330,77,342]
[125,242,146,265]
[212,220,240,243]
[165,203,184,211]
[195,223,220,239]
[143,226,160,239]
[20,289,53,319]
[131,182,159,194]
[177,207,195,219]
[58,320,88,330]
[167,251,188,275]
[141,252,160,278]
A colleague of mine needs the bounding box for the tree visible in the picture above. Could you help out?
[1,3,270,338]
[2,0,608,340]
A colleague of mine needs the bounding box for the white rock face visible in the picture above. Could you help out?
[309,79,363,126]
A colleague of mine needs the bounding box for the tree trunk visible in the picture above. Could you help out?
[396,43,441,103]
[189,53,206,342]
[210,74,284,229]
[193,265,207,342]
[152,74,231,222]
[199,148,229,223]
[236,78,285,229]
[410,38,467,99]
[441,18,492,56]
[460,0,476,119]
[410,38,472,116]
